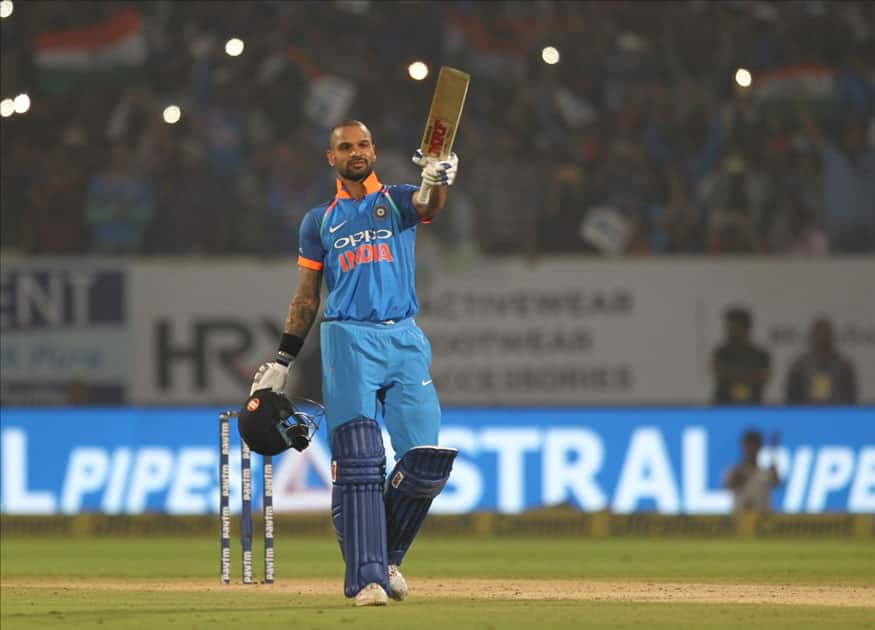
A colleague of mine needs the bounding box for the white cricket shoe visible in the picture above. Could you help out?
[387,564,409,601]
[354,582,388,607]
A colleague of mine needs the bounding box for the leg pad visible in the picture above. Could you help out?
[385,446,457,565]
[331,418,389,597]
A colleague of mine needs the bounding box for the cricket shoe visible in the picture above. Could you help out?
[387,564,409,601]
[354,582,388,607]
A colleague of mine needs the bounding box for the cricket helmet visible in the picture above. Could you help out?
[237,389,324,455]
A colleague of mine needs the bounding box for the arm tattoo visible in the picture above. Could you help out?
[285,294,318,339]
[284,268,322,341]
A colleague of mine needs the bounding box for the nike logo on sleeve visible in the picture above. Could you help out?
[329,221,347,233]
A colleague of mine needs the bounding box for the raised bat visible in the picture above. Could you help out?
[417,66,470,205]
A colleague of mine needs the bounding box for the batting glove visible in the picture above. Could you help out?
[250,361,289,395]
[412,150,459,187]
[411,149,432,168]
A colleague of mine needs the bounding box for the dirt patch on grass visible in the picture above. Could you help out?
[4,578,872,608]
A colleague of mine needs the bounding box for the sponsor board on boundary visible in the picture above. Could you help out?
[126,258,875,405]
[2,407,872,515]
[2,258,872,406]
[128,261,301,405]
[0,261,129,404]
[415,258,875,405]
[2,513,871,539]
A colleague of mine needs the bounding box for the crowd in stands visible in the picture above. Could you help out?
[1,1,873,259]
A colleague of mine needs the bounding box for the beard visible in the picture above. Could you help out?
[339,158,373,181]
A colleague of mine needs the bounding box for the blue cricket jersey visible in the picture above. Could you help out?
[297,172,425,322]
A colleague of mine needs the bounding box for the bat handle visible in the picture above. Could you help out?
[417,181,432,206]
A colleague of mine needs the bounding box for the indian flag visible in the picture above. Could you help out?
[33,9,147,95]
[751,64,837,123]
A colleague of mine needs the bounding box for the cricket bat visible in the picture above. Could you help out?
[417,66,470,205]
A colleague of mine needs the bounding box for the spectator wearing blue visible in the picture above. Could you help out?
[798,104,875,253]
[85,144,156,254]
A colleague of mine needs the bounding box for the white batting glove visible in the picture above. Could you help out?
[411,149,432,168]
[250,361,289,395]
[412,150,459,187]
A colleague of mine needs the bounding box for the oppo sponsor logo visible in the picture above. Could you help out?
[333,228,395,273]
[333,228,392,249]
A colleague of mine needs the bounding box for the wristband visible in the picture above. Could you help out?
[277,333,304,366]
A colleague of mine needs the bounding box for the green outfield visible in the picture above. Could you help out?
[2,536,874,629]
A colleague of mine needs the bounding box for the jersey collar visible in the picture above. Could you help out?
[335,172,383,199]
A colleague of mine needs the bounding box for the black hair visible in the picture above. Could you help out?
[327,120,370,149]
[725,305,752,328]
[742,430,763,448]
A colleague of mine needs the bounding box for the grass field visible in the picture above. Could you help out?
[2,536,874,629]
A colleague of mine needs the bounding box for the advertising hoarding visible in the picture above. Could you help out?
[0,262,129,404]
[3,407,872,515]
